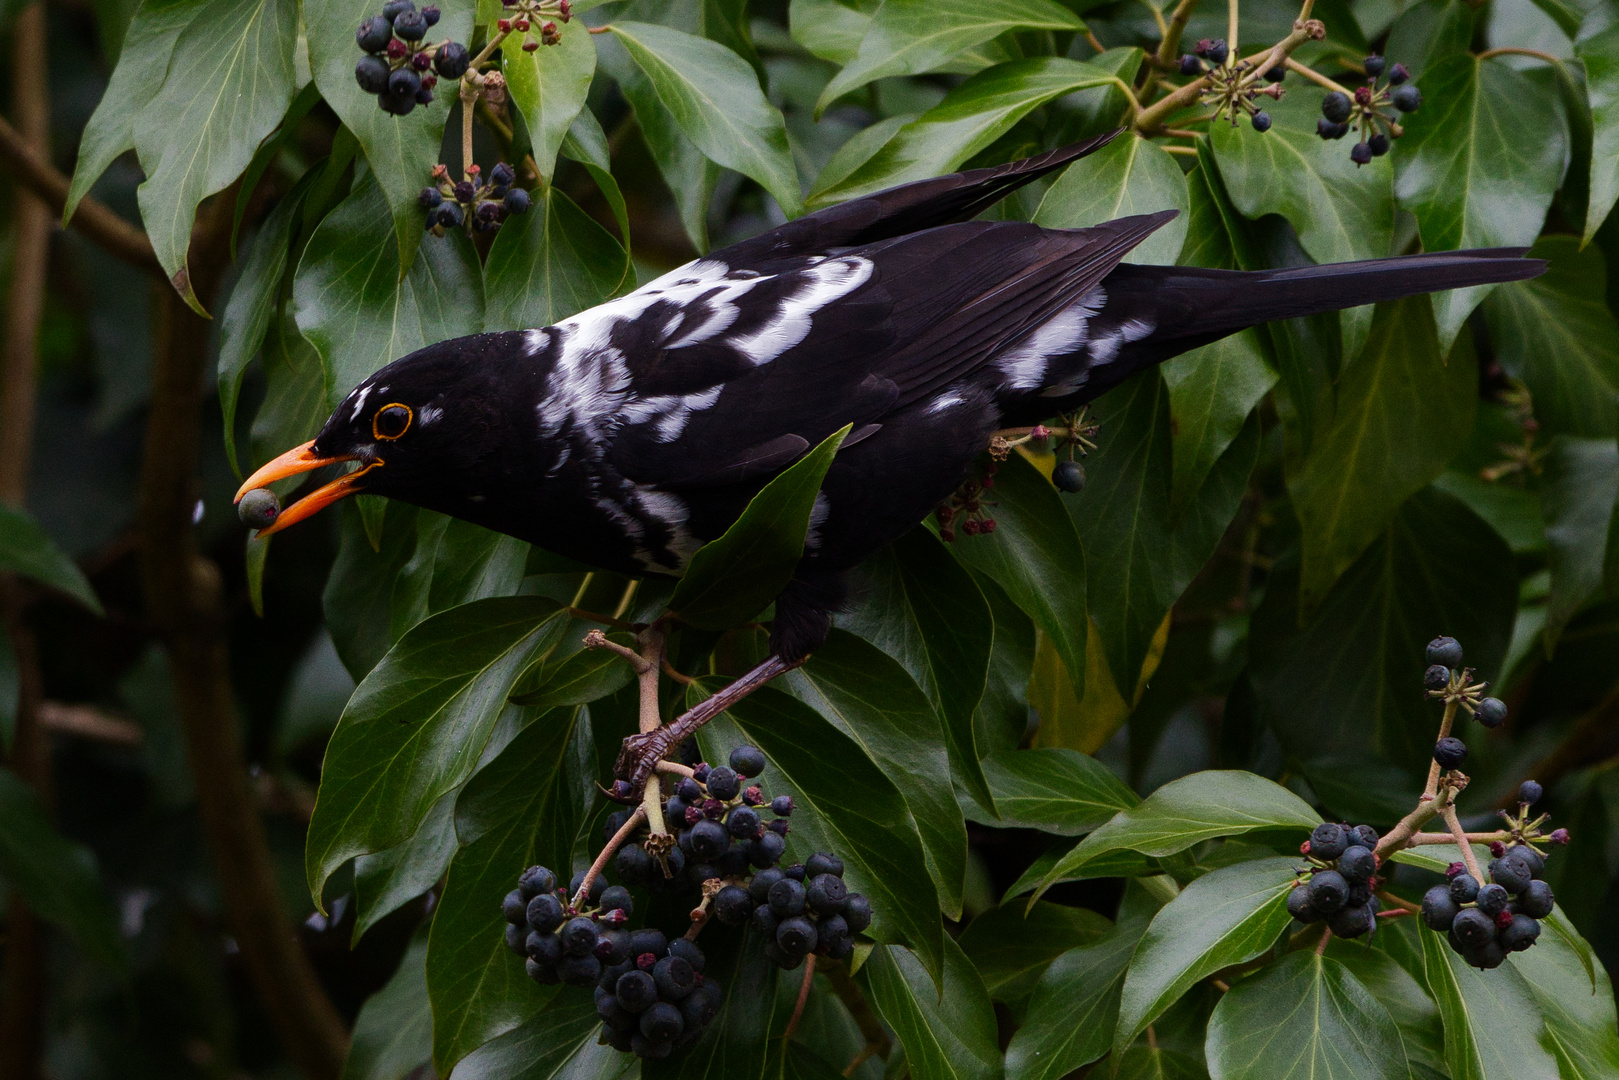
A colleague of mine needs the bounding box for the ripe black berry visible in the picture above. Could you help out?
[749,868,784,904]
[1518,780,1543,806]
[713,885,752,925]
[1460,938,1506,970]
[749,830,786,868]
[357,15,393,52]
[1321,91,1352,123]
[680,981,720,1028]
[599,885,633,917]
[804,852,844,879]
[527,893,564,933]
[560,916,599,956]
[571,870,606,906]
[1179,54,1201,76]
[1309,823,1349,861]
[502,889,527,925]
[379,89,418,116]
[1306,870,1349,913]
[526,957,561,983]
[1388,63,1410,85]
[383,0,414,20]
[690,818,729,859]
[752,904,779,937]
[1205,38,1229,65]
[1286,885,1319,922]
[1449,873,1479,903]
[616,969,657,1011]
[653,956,696,1001]
[1251,111,1272,132]
[727,806,760,839]
[706,766,741,800]
[615,843,651,886]
[1316,119,1349,140]
[629,928,667,960]
[1424,664,1449,690]
[640,1001,683,1043]
[1349,824,1379,848]
[1426,637,1463,668]
[1052,459,1085,492]
[355,54,391,95]
[807,873,849,915]
[1489,854,1531,895]
[1265,65,1285,82]
[1363,55,1385,77]
[490,161,516,187]
[1433,736,1468,769]
[1338,845,1377,884]
[1368,134,1389,157]
[1518,880,1555,918]
[434,40,470,79]
[843,893,872,933]
[421,5,440,26]
[1392,85,1422,112]
[729,745,767,776]
[1475,697,1507,728]
[387,67,421,100]
[1500,914,1540,952]
[777,916,818,957]
[1452,907,1494,947]
[1327,902,1374,938]
[1420,884,1458,931]
[597,928,630,964]
[768,877,807,916]
[558,953,601,986]
[527,931,562,965]
[1350,141,1372,165]
[1474,883,1509,916]
[238,488,281,529]
[1507,843,1544,879]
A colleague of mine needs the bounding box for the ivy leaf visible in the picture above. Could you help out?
[0,504,102,614]
[0,770,127,973]
[1325,935,1447,1075]
[669,425,850,631]
[293,176,486,414]
[814,0,1082,116]
[448,987,626,1080]
[1205,951,1409,1080]
[788,0,872,64]
[1577,23,1619,244]
[304,598,567,906]
[1113,857,1298,1056]
[1033,131,1189,266]
[980,747,1139,836]
[1394,55,1569,348]
[483,188,629,333]
[956,901,1113,1007]
[351,789,456,944]
[323,500,420,681]
[388,514,531,644]
[509,639,636,709]
[129,0,297,312]
[1418,919,1560,1080]
[839,526,995,814]
[607,21,803,216]
[1113,1044,1206,1080]
[1004,922,1143,1080]
[698,691,945,984]
[859,940,1001,1080]
[503,22,597,184]
[604,51,720,252]
[426,708,583,1074]
[1511,911,1619,1078]
[1162,333,1275,514]
[304,0,472,270]
[1034,773,1318,899]
[783,630,969,918]
[1540,436,1619,651]
[1287,297,1477,613]
[342,927,432,1080]
[1482,235,1619,439]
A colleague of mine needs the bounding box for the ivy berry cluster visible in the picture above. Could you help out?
[934,464,998,542]
[420,162,531,236]
[1178,38,1285,132]
[1419,782,1564,970]
[712,852,870,969]
[353,1,469,115]
[1423,635,1509,771]
[1286,821,1385,938]
[1317,55,1422,165]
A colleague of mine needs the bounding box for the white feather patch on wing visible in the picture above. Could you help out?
[995,286,1107,390]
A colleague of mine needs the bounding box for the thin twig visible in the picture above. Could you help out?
[1424,698,1459,799]
[636,625,668,837]
[655,760,696,778]
[1475,47,1563,64]
[1376,890,1422,915]
[1439,803,1485,882]
[584,629,652,672]
[783,955,817,1040]
[1408,830,1513,845]
[572,806,646,909]
[1284,57,1353,94]
[1314,924,1331,955]
[1153,0,1201,73]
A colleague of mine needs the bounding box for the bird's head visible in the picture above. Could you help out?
[235,334,528,536]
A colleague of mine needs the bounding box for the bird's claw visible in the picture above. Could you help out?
[609,727,675,803]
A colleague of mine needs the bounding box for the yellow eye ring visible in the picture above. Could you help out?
[373,403,413,441]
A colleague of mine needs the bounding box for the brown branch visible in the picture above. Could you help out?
[783,954,816,1040]
[140,190,348,1080]
[0,116,160,278]
[37,701,143,746]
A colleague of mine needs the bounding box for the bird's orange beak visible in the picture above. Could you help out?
[233,440,381,537]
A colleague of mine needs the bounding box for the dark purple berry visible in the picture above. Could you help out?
[392,9,428,39]
[1306,870,1349,913]
[434,41,470,79]
[1368,133,1389,156]
[1476,698,1507,728]
[1350,141,1373,166]
[1309,823,1349,861]
[356,15,393,52]
[1251,110,1272,132]
[1392,84,1422,113]
[770,795,794,816]
[355,54,390,94]
[421,4,440,26]
[1179,54,1201,76]
[1363,55,1385,77]
[1452,908,1494,947]
[1321,91,1352,123]
[1421,884,1459,931]
[503,187,532,215]
[1053,459,1085,492]
[1519,880,1555,918]
[1424,664,1450,690]
[1433,736,1467,769]
[387,67,421,98]
[1388,63,1410,85]
[1287,885,1319,922]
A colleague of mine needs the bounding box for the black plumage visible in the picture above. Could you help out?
[240,129,1543,691]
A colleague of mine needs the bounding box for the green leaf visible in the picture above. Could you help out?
[1512,911,1619,1079]
[1250,486,1518,776]
[0,770,126,972]
[641,925,781,1080]
[1540,436,1619,650]
[1394,55,1569,349]
[1004,921,1144,1080]
[351,788,456,944]
[1578,23,1619,244]
[0,504,101,613]
[509,639,636,709]
[606,51,720,252]
[448,986,627,1080]
[840,526,995,814]
[669,425,850,630]
[956,901,1112,1006]
[1287,297,1477,613]
[783,630,968,918]
[305,597,567,905]
[810,58,1117,204]
[388,515,531,646]
[1431,469,1546,556]
[483,188,629,332]
[342,927,432,1080]
[1205,951,1408,1080]
[1418,918,1559,1080]
[980,747,1139,835]
[293,175,486,414]
[504,22,597,184]
[1325,935,1446,1075]
[1036,774,1317,900]
[1034,131,1190,266]
[1113,1044,1206,1080]
[304,0,472,269]
[323,500,421,681]
[1482,235,1619,439]
[426,708,583,1073]
[608,21,803,216]
[131,0,297,312]
[698,689,945,984]
[788,0,872,65]
[1113,857,1298,1055]
[1162,332,1276,514]
[66,0,201,225]
[859,939,1001,1080]
[947,450,1088,704]
[561,110,634,255]
[814,0,1081,115]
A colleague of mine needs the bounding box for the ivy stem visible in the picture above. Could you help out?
[1376,890,1422,914]
[783,955,817,1040]
[583,628,652,672]
[460,85,477,184]
[1440,803,1485,882]
[572,805,646,910]
[655,760,696,778]
[635,624,668,837]
[1284,57,1353,95]
[1475,47,1563,64]
[1314,924,1331,956]
[1136,17,1318,133]
[1424,697,1459,798]
[1408,830,1516,845]
[1228,0,1238,61]
[1373,783,1456,863]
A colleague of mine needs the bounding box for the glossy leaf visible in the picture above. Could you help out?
[783,630,968,918]
[605,49,720,252]
[342,928,432,1080]
[859,939,1001,1080]
[304,0,471,268]
[1541,436,1619,650]
[815,0,1081,115]
[131,0,298,312]
[1033,130,1189,266]
[1113,1045,1206,1080]
[1578,23,1619,244]
[839,526,995,814]
[956,901,1112,1006]
[1394,55,1569,348]
[324,500,421,681]
[351,789,456,943]
[509,638,636,709]
[1206,951,1408,1080]
[698,690,945,983]
[1325,935,1446,1075]
[642,925,780,1080]
[389,514,532,643]
[305,597,567,904]
[1482,235,1619,439]
[1162,332,1275,514]
[504,21,597,184]
[0,504,101,613]
[1005,921,1144,1080]
[293,176,486,414]
[448,987,626,1080]
[1287,297,1477,613]
[1036,773,1317,899]
[1512,911,1619,1079]
[1418,919,1559,1080]
[608,21,803,216]
[483,188,629,333]
[1113,857,1298,1055]
[427,709,582,1073]
[788,0,872,65]
[669,425,850,631]
[0,770,125,972]
[980,747,1138,836]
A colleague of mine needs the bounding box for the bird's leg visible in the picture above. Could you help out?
[608,653,799,803]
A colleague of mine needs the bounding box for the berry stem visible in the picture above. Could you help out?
[1375,890,1421,914]
[571,804,646,910]
[655,760,696,777]
[583,628,653,673]
[1407,830,1514,845]
[1372,782,1457,863]
[1424,697,1459,799]
[1283,57,1352,95]
[783,954,817,1040]
[1474,47,1564,65]
[1314,924,1331,955]
[460,77,477,184]
[1227,0,1238,63]
[634,624,669,837]
[1152,0,1202,75]
[1439,802,1485,882]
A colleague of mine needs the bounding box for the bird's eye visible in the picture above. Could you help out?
[373,403,412,440]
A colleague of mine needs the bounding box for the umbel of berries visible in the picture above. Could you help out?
[354,1,461,116]
[1287,822,1385,939]
[720,851,870,969]
[421,161,532,237]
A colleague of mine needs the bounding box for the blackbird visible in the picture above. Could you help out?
[238,130,1542,794]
